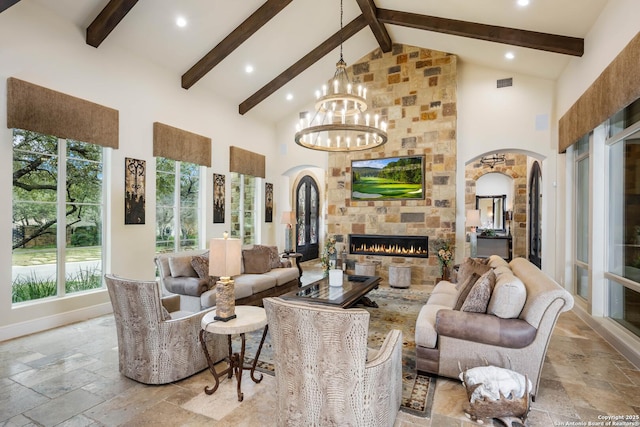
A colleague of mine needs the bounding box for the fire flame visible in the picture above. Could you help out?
[351,243,428,256]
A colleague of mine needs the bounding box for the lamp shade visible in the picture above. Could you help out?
[209,236,242,278]
[466,210,482,227]
[280,211,294,225]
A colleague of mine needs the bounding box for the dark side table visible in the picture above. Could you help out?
[281,252,303,278]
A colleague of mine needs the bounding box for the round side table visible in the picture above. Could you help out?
[199,306,268,402]
[389,264,411,288]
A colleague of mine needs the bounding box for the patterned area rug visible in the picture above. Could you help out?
[239,286,436,418]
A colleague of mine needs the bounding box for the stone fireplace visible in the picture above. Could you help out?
[325,43,458,285]
[349,234,428,258]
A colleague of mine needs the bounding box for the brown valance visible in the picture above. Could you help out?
[229,146,265,178]
[153,122,211,167]
[7,77,119,148]
[559,31,640,152]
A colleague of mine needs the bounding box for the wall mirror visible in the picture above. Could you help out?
[476,195,506,231]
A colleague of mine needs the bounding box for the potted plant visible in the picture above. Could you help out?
[321,235,337,277]
[431,238,454,280]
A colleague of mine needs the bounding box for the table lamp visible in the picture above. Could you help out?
[466,210,482,257]
[209,232,242,321]
[280,211,295,253]
[506,210,513,236]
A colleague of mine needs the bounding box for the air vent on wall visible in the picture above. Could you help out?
[497,78,513,88]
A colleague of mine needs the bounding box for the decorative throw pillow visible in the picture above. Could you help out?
[242,248,271,274]
[488,255,510,268]
[453,272,480,311]
[456,258,491,290]
[191,252,209,278]
[256,245,282,269]
[493,265,512,278]
[487,273,527,319]
[168,256,197,277]
[191,252,215,288]
[461,269,496,313]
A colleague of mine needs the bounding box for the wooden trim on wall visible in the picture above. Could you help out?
[559,32,640,152]
[229,146,265,178]
[153,122,211,167]
[7,77,119,148]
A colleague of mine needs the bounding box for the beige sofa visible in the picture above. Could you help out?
[415,256,574,398]
[155,245,300,312]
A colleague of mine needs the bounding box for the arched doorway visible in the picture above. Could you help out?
[528,161,542,268]
[295,175,319,261]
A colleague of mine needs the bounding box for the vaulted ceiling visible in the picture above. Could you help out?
[2,0,609,123]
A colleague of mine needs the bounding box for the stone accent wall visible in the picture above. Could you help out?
[325,44,457,285]
[464,154,528,258]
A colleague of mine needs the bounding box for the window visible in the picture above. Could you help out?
[606,102,640,337]
[155,158,201,253]
[12,130,104,303]
[230,172,256,245]
[575,135,590,300]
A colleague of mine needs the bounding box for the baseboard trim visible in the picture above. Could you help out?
[572,305,640,369]
[0,303,113,342]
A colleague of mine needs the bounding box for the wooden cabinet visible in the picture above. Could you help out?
[477,235,512,261]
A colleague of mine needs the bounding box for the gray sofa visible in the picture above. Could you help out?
[155,245,300,312]
[415,256,574,399]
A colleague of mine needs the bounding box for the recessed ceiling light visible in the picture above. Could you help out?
[505,52,515,60]
[517,0,530,6]
[286,93,293,101]
[245,65,254,74]
[176,16,187,28]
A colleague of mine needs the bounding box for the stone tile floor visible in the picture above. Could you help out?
[1,263,639,426]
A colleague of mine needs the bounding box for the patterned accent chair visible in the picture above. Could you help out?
[263,297,403,427]
[105,274,226,385]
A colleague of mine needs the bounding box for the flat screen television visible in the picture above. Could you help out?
[351,155,425,201]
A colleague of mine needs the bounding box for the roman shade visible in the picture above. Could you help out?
[559,31,640,152]
[153,122,211,167]
[7,77,119,148]
[229,146,265,178]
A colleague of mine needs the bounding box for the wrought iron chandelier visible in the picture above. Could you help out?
[294,0,387,152]
[480,153,506,169]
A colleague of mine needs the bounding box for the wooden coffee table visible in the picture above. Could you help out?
[281,274,381,308]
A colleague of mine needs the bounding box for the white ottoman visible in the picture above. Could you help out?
[389,264,411,288]
[355,262,376,276]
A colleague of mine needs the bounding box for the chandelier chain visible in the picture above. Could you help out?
[339,0,344,62]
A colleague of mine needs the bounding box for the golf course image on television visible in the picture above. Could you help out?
[351,156,424,201]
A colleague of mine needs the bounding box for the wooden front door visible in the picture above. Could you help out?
[295,175,319,261]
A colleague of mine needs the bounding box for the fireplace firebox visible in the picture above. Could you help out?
[349,234,428,258]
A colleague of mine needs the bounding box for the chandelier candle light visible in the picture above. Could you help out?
[294,0,387,152]
[209,232,242,321]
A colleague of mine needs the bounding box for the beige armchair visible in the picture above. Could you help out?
[263,297,403,427]
[104,274,226,384]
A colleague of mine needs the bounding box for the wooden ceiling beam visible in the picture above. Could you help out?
[86,0,138,48]
[354,0,392,53]
[239,15,367,115]
[182,0,294,90]
[0,0,20,13]
[377,8,584,57]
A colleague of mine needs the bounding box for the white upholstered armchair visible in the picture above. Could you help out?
[263,297,403,427]
[105,274,226,384]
